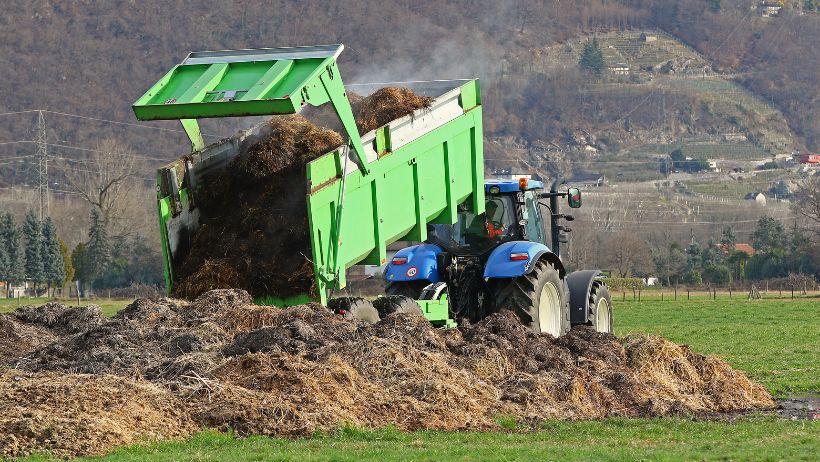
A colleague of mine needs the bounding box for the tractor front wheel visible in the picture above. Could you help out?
[328,297,380,324]
[373,295,424,318]
[588,281,613,334]
[493,259,569,336]
[385,280,429,299]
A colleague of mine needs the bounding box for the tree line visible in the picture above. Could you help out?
[0,211,69,296]
[644,216,817,286]
[0,206,163,298]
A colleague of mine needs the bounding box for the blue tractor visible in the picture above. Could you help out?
[383,177,612,337]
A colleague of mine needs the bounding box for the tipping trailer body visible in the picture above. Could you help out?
[133,45,484,308]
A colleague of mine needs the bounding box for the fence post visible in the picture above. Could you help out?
[791,288,794,299]
[687,290,690,300]
[661,292,664,302]
[638,289,641,302]
[729,287,732,299]
[623,291,626,302]
[713,287,716,300]
[674,285,678,301]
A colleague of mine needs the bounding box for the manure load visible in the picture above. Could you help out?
[133,45,484,305]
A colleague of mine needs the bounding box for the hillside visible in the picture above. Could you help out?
[0,1,817,204]
[0,0,820,169]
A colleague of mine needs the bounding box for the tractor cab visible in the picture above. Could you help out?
[428,178,548,255]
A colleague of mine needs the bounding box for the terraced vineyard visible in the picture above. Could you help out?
[630,141,770,160]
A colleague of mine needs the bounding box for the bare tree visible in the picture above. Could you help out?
[61,139,137,236]
[794,175,820,238]
[601,230,654,277]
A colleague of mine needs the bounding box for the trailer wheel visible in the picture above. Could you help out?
[327,297,380,324]
[493,259,569,336]
[385,280,429,299]
[588,281,613,334]
[373,295,424,318]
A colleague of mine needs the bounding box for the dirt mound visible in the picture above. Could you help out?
[0,304,103,365]
[0,293,775,458]
[0,316,55,365]
[0,370,195,459]
[173,87,432,302]
[12,302,104,334]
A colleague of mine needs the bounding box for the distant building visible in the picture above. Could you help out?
[639,33,658,42]
[568,173,605,188]
[0,281,27,298]
[715,243,756,256]
[609,63,630,75]
[722,132,747,142]
[707,160,720,173]
[759,1,782,17]
[744,192,767,205]
[797,154,820,164]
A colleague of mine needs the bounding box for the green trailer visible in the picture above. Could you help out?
[133,44,484,322]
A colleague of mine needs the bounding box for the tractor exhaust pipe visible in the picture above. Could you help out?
[549,178,564,257]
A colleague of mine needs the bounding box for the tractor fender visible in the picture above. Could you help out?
[384,243,443,283]
[566,270,603,324]
[483,241,565,279]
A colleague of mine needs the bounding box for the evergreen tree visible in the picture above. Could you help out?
[752,216,786,254]
[58,239,75,285]
[720,226,736,249]
[579,38,605,78]
[0,213,25,293]
[41,217,65,294]
[86,207,111,288]
[72,242,91,292]
[22,210,45,292]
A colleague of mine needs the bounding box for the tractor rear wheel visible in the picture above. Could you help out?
[327,297,380,324]
[493,259,569,336]
[588,281,613,334]
[385,280,429,299]
[373,295,424,318]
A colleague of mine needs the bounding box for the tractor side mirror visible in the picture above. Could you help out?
[567,187,582,208]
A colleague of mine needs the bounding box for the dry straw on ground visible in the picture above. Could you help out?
[0,290,774,458]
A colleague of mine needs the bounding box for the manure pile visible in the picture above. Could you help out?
[173,87,432,301]
[1,290,774,458]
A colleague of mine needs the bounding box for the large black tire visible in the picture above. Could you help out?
[385,280,429,299]
[372,295,424,318]
[493,259,569,336]
[588,281,613,334]
[327,297,380,324]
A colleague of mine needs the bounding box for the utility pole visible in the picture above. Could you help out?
[35,110,49,220]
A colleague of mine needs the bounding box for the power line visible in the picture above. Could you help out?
[41,110,226,138]
[45,141,171,163]
[0,110,40,117]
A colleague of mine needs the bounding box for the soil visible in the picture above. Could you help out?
[173,87,432,301]
[0,292,776,458]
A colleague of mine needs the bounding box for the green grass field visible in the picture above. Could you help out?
[18,419,816,462]
[5,296,819,462]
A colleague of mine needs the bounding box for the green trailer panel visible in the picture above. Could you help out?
[305,96,484,303]
[134,45,484,308]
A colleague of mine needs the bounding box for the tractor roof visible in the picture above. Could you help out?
[484,178,544,193]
